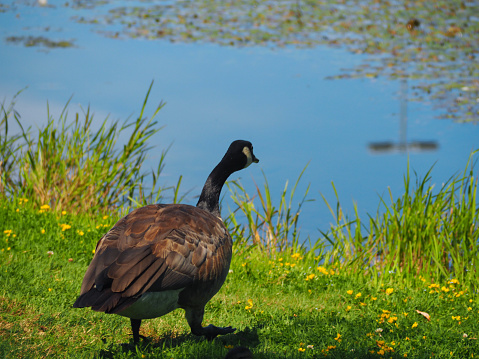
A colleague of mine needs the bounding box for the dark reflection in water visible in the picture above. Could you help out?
[369,78,439,154]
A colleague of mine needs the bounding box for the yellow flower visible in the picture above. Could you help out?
[317,266,329,275]
[245,299,253,310]
[305,274,315,281]
[371,296,377,301]
[452,315,461,321]
[386,288,394,295]
[449,279,459,284]
[412,322,418,328]
[7,247,10,251]
[77,230,84,236]
[103,215,109,220]
[41,229,45,234]
[48,288,52,292]
[441,286,450,292]
[224,345,234,349]
[61,210,67,215]
[355,292,362,299]
[327,345,336,350]
[40,204,50,210]
[334,333,341,341]
[388,316,398,324]
[298,348,305,352]
[60,223,71,231]
[291,253,302,260]
[347,290,353,295]
[346,305,352,312]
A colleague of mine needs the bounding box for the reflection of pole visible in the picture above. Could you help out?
[399,76,407,151]
[367,76,438,154]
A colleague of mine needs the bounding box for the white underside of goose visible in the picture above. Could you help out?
[117,289,182,320]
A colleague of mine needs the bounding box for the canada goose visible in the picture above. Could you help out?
[73,140,258,343]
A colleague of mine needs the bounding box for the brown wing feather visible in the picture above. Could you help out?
[73,204,232,313]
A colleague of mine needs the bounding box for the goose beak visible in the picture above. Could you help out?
[252,155,259,163]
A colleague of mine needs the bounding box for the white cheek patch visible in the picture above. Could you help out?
[242,146,253,168]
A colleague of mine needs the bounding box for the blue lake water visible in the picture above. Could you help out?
[1,2,478,242]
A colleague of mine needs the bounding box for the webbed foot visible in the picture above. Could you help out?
[201,324,236,341]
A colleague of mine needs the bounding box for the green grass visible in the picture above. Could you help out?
[1,92,478,357]
[0,197,477,358]
[0,83,170,215]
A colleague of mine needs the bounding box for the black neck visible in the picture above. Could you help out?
[196,161,233,217]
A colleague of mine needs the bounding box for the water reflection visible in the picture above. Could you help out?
[368,77,439,154]
[0,1,477,238]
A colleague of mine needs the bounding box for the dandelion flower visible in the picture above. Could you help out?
[291,253,302,260]
[317,266,329,275]
[60,223,71,231]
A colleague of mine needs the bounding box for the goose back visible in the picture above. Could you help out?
[74,203,232,314]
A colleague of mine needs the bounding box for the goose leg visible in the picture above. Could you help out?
[130,318,142,343]
[184,307,236,340]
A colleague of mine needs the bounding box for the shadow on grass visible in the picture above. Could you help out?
[96,327,260,358]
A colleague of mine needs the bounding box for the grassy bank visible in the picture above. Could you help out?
[1,93,478,358]
[0,197,477,358]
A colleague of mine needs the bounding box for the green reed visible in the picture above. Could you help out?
[320,152,479,288]
[0,82,167,215]
[226,165,312,253]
